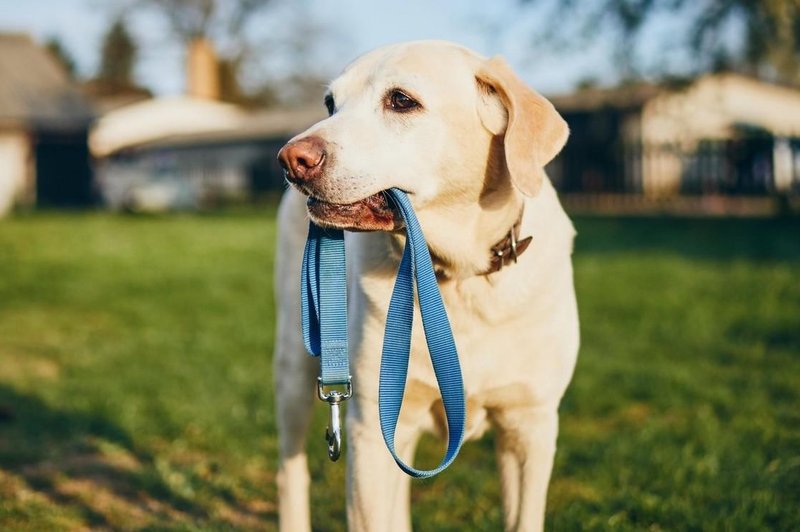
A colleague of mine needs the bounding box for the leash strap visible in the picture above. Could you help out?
[378,189,465,477]
[300,188,465,477]
[301,226,350,385]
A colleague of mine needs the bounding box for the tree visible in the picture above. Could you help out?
[98,18,137,87]
[518,0,800,85]
[142,0,271,50]
[45,37,77,79]
[141,0,272,104]
[238,5,345,108]
[140,0,342,107]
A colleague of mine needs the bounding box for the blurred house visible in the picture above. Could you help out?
[549,74,800,199]
[90,36,325,211]
[0,33,95,216]
[81,79,152,115]
[91,100,324,211]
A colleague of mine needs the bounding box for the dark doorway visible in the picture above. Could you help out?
[35,130,95,207]
[249,138,290,196]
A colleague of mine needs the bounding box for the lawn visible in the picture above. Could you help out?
[0,209,798,530]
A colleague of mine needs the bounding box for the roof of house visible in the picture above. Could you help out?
[90,96,247,156]
[549,72,800,139]
[125,106,328,151]
[81,79,153,114]
[548,82,664,112]
[642,72,800,140]
[0,33,93,130]
[90,99,326,156]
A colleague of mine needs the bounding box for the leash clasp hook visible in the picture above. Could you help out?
[317,377,352,462]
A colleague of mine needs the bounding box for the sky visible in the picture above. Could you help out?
[0,0,701,98]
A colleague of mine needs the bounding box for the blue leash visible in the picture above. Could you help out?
[300,188,465,477]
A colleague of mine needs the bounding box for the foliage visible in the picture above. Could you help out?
[143,0,272,104]
[143,0,271,45]
[44,37,77,79]
[138,0,336,107]
[0,210,798,529]
[97,19,137,87]
[520,0,800,84]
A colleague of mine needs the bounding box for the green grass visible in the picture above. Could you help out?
[1,210,798,530]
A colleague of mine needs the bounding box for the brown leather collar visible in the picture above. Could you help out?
[431,208,532,279]
[484,209,532,275]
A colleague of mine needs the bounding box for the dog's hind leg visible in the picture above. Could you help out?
[274,189,318,532]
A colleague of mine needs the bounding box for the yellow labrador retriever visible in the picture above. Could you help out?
[274,40,579,532]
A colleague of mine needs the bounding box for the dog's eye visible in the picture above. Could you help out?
[387,90,420,112]
[324,94,335,116]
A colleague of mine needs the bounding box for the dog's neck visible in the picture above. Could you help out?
[427,206,531,279]
[408,187,529,280]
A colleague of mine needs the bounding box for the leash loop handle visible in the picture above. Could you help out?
[378,190,465,478]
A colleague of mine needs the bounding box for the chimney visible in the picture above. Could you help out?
[187,38,220,100]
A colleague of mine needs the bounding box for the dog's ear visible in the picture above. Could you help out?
[476,56,569,196]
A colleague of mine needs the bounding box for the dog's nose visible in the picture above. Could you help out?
[278,136,327,183]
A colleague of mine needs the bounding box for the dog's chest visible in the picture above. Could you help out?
[350,229,578,437]
[407,277,542,393]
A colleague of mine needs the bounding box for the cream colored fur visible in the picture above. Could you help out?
[274,40,579,532]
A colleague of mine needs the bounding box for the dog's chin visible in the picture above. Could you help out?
[306,192,403,232]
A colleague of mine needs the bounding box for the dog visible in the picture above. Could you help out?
[274,40,579,532]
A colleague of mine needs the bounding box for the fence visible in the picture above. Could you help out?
[548,135,800,198]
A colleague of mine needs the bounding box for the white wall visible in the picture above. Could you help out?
[0,131,29,216]
[640,74,800,197]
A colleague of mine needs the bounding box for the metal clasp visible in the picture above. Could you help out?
[508,226,519,263]
[317,377,352,461]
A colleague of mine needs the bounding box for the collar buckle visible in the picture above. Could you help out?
[487,209,532,275]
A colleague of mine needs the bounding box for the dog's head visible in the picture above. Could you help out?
[278,40,568,232]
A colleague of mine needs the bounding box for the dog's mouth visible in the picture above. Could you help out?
[306,192,403,232]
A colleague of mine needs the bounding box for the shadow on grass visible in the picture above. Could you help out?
[0,385,275,529]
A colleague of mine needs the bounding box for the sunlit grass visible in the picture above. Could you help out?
[0,210,798,530]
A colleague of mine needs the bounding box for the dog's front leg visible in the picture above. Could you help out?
[494,405,559,532]
[346,399,419,532]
